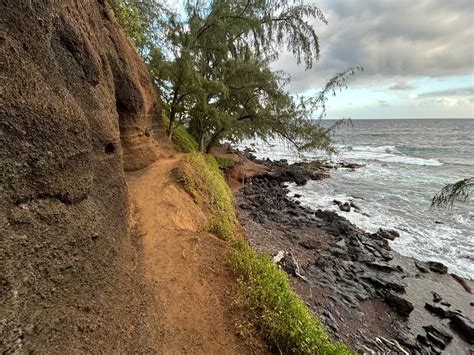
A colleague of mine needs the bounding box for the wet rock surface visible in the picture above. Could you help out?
[232,154,474,354]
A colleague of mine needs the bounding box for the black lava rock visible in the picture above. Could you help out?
[451,314,474,344]
[423,324,453,349]
[384,291,414,315]
[427,261,448,274]
[431,291,442,303]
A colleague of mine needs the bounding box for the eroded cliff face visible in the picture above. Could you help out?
[0,0,161,351]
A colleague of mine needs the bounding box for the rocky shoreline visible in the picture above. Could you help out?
[229,152,473,354]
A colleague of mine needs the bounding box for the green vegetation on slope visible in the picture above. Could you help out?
[177,153,235,240]
[111,0,155,55]
[176,152,349,354]
[162,111,198,153]
[213,155,238,169]
[229,242,349,354]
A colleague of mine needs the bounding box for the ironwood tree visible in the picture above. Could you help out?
[113,0,360,152]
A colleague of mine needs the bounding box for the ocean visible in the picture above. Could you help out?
[238,119,474,279]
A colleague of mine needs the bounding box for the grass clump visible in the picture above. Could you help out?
[175,166,198,203]
[162,112,198,153]
[229,241,350,355]
[213,155,238,169]
[180,153,236,240]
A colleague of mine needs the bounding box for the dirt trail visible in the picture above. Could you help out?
[126,155,256,354]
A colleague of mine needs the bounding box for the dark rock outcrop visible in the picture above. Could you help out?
[425,302,461,318]
[384,292,414,316]
[451,315,474,344]
[415,260,430,273]
[1,0,161,352]
[233,154,474,353]
[427,261,448,274]
[432,292,443,303]
[423,325,453,349]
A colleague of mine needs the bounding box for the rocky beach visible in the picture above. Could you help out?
[229,150,474,354]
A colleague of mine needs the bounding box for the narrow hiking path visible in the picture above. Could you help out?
[126,154,257,354]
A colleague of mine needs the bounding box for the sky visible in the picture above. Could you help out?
[274,0,474,119]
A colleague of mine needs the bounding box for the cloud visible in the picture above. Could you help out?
[389,81,416,91]
[417,86,474,98]
[274,0,474,94]
[378,100,391,107]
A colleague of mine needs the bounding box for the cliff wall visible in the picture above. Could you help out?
[0,0,161,351]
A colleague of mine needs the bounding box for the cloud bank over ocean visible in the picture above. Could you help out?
[274,0,474,118]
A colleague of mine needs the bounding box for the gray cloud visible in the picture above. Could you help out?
[417,86,474,98]
[389,81,416,91]
[378,100,391,107]
[275,0,474,93]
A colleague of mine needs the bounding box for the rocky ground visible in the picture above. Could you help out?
[230,151,474,354]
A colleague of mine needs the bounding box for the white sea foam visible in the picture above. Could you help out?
[345,144,400,153]
[289,179,474,280]
[238,140,444,166]
[337,145,444,166]
[376,155,443,166]
[237,134,473,279]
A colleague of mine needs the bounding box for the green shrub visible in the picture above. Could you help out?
[229,242,350,355]
[162,112,199,153]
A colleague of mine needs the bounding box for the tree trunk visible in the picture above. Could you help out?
[199,133,205,153]
[205,127,225,153]
[167,117,173,141]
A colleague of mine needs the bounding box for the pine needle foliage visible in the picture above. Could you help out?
[431,177,473,209]
[111,0,360,152]
[111,0,168,56]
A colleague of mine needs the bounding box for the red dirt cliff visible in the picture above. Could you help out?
[0,0,161,351]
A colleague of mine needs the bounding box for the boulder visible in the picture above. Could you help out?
[427,261,448,274]
[373,228,400,241]
[396,332,421,351]
[384,292,414,315]
[340,202,351,212]
[431,292,442,303]
[350,202,361,211]
[450,314,474,344]
[450,273,472,293]
[414,261,430,273]
[424,303,461,318]
[367,261,401,273]
[332,200,351,212]
[422,325,453,349]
